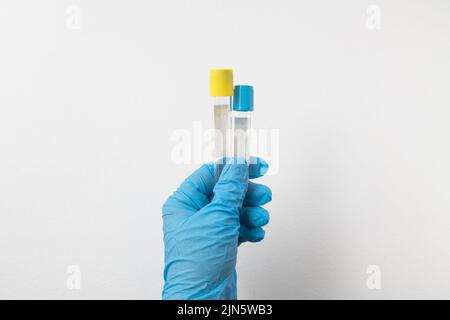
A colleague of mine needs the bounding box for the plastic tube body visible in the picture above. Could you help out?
[213,96,231,179]
[231,110,252,163]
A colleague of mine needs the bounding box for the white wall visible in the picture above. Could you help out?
[1,0,450,299]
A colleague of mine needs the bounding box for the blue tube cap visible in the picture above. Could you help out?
[233,85,254,111]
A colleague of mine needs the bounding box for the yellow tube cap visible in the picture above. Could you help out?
[210,69,234,96]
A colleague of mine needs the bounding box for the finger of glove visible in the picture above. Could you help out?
[163,163,215,213]
[240,206,270,227]
[239,225,265,243]
[211,160,249,209]
[248,157,269,179]
[244,181,272,206]
[192,162,249,245]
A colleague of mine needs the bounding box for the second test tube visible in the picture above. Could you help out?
[231,85,253,163]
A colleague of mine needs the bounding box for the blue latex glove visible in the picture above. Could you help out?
[162,157,272,300]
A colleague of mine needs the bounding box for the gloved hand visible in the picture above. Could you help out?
[162,157,272,300]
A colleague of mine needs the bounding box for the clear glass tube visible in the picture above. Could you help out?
[231,110,252,163]
[213,96,231,179]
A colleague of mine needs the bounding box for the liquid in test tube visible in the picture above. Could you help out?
[210,69,234,180]
[231,85,253,163]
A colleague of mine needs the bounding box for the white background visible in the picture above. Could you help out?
[1,0,450,299]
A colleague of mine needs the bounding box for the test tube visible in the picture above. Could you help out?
[210,69,234,180]
[231,85,253,163]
